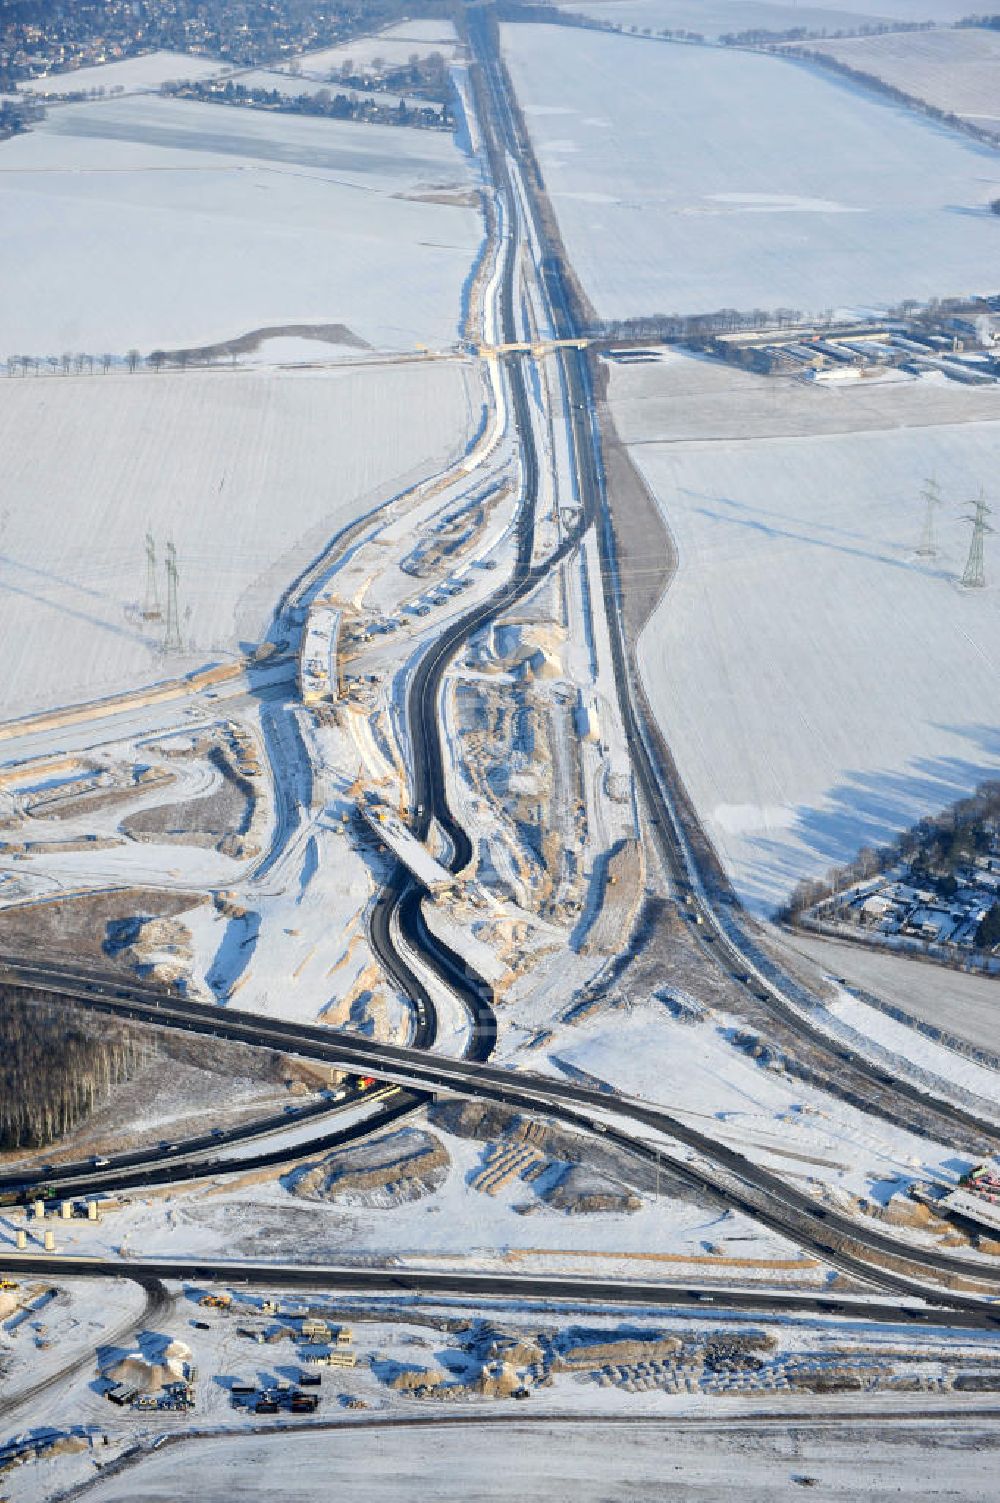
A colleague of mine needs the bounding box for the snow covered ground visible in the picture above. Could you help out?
[284,20,460,77]
[556,0,984,33]
[789,26,1000,129]
[0,361,478,719]
[56,1410,1000,1502]
[4,1113,807,1272]
[501,24,1000,319]
[789,931,1000,1055]
[19,49,226,96]
[0,93,482,354]
[10,1274,1000,1502]
[608,347,1000,446]
[529,1000,975,1205]
[616,353,1000,914]
[555,0,900,36]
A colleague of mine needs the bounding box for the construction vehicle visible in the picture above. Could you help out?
[0,1279,19,1291]
[199,1293,232,1309]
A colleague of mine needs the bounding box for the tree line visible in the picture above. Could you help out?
[0,989,147,1150]
[781,44,1000,150]
[6,349,203,375]
[163,78,453,130]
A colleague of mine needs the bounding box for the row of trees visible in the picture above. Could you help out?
[329,49,451,102]
[0,989,147,1150]
[5,349,189,376]
[786,45,1000,151]
[502,2,938,49]
[593,292,993,346]
[165,78,452,130]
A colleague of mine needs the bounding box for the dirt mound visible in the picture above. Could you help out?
[104,1335,190,1395]
[555,1334,682,1369]
[388,1365,446,1391]
[430,1098,518,1142]
[477,1359,521,1397]
[541,1163,641,1216]
[106,1351,185,1395]
[104,912,197,987]
[288,1127,450,1208]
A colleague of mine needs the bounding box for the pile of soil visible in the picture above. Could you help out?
[288,1127,450,1208]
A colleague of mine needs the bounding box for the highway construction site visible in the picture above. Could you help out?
[3,4,1000,1499]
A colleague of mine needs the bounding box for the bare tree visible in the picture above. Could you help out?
[126,348,140,373]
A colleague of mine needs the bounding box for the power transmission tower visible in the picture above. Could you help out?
[916,477,941,558]
[142,532,162,620]
[961,491,993,589]
[163,540,182,652]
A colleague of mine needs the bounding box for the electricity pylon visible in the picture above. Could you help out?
[916,477,941,558]
[961,490,993,589]
[142,532,162,620]
[163,540,182,651]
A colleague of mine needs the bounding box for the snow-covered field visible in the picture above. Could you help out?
[533,1002,975,1202]
[285,19,460,77]
[0,361,478,717]
[556,0,983,31]
[791,26,1000,127]
[65,1413,1000,1502]
[607,347,1000,445]
[0,93,482,354]
[501,24,1000,319]
[556,0,899,36]
[30,1118,797,1270]
[789,931,1000,1053]
[19,48,226,96]
[617,353,1000,914]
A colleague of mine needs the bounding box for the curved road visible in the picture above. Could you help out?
[4,962,1000,1313]
[464,8,1000,1165]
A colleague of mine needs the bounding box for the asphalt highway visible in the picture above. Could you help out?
[0,1089,427,1206]
[2,6,1000,1341]
[0,1088,372,1195]
[463,9,1000,1167]
[4,958,1000,1314]
[0,1252,996,1331]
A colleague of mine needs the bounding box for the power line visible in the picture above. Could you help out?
[916,476,941,559]
[961,490,993,589]
[142,532,162,621]
[163,539,182,652]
